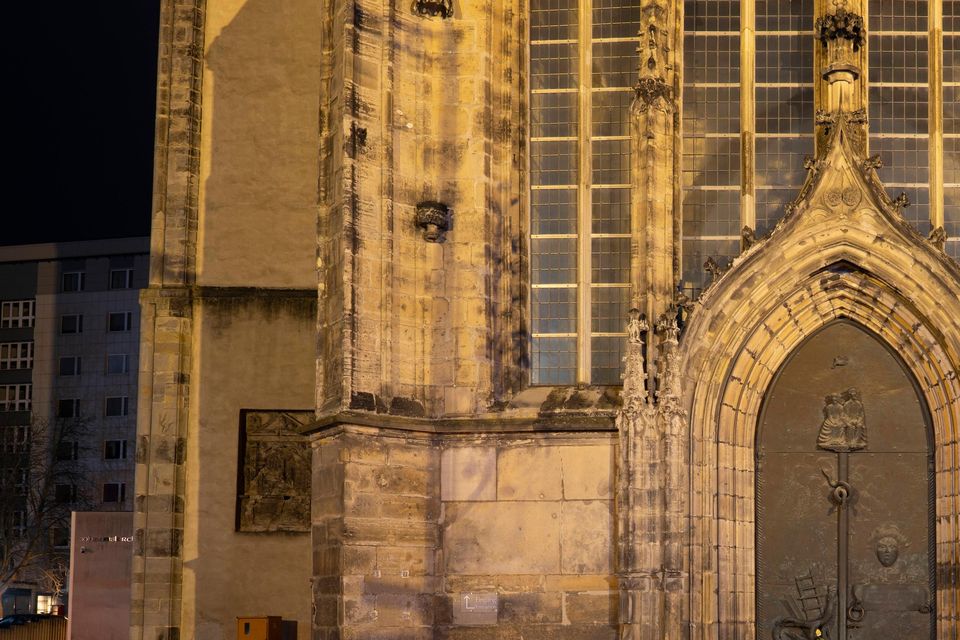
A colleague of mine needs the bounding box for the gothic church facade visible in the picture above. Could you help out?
[134,0,959,638]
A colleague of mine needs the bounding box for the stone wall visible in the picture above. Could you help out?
[311,428,617,639]
[182,293,316,640]
[317,0,525,419]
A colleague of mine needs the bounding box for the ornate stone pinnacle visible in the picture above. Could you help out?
[621,309,650,407]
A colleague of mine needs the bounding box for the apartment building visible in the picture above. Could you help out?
[0,237,148,615]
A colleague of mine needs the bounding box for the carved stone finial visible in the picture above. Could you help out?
[815,109,838,127]
[703,256,722,283]
[815,6,865,50]
[741,225,757,252]
[861,154,883,171]
[414,201,451,241]
[412,0,453,18]
[626,308,647,345]
[673,288,694,328]
[928,226,947,251]
[655,312,680,347]
[848,108,868,124]
[634,76,672,113]
[891,192,910,211]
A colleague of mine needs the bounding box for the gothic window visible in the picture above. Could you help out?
[682,0,954,294]
[944,0,960,259]
[869,0,930,233]
[754,0,815,235]
[682,0,741,297]
[529,0,636,385]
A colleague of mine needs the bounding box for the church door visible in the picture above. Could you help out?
[756,321,934,639]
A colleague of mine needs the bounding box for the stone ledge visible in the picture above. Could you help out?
[303,411,617,436]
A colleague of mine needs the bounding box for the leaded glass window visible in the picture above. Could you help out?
[530,0,637,385]
[681,0,741,296]
[869,0,931,234]
[945,0,960,259]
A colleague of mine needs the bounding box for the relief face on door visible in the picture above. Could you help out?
[756,322,934,640]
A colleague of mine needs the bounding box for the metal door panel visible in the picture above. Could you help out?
[756,322,933,640]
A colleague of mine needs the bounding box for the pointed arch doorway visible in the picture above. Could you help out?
[756,321,935,639]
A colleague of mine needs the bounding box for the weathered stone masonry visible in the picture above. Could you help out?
[134,0,960,638]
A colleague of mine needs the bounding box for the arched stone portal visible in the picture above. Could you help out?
[673,114,960,639]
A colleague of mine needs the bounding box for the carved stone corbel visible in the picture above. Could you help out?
[414,201,451,241]
[412,0,453,18]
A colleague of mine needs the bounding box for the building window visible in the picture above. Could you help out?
[0,300,35,329]
[4,468,28,495]
[61,314,83,334]
[104,396,129,417]
[56,440,79,461]
[107,311,133,332]
[51,527,70,548]
[59,356,82,376]
[1,425,28,453]
[0,342,34,370]
[36,596,54,615]
[109,268,134,289]
[680,0,952,284]
[61,271,86,293]
[102,482,126,504]
[0,384,32,412]
[7,510,26,538]
[57,398,81,418]
[529,0,634,385]
[106,353,130,375]
[54,484,77,504]
[103,439,128,460]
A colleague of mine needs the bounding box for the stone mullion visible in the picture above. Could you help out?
[740,0,756,237]
[577,0,593,384]
[929,0,944,232]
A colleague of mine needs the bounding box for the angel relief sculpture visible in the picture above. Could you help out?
[817,387,867,452]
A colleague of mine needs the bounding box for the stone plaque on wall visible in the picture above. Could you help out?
[236,410,313,533]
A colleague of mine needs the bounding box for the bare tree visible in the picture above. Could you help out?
[1,415,93,591]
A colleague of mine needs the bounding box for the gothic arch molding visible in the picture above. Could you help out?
[676,145,960,637]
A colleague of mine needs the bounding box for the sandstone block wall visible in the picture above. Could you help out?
[311,429,617,639]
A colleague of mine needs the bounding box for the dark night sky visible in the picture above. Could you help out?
[2,3,161,246]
